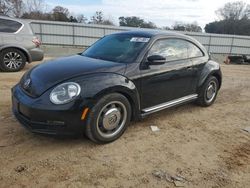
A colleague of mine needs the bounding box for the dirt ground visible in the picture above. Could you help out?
[0,59,250,188]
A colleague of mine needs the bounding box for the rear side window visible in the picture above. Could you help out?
[187,42,203,58]
[148,39,189,61]
[148,38,203,62]
[0,18,22,33]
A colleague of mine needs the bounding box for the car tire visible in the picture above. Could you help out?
[85,93,131,144]
[196,76,219,107]
[0,48,26,72]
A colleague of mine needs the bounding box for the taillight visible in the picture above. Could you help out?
[32,37,41,47]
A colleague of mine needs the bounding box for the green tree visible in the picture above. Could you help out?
[21,11,52,20]
[172,22,202,32]
[52,6,70,22]
[102,19,115,25]
[21,0,51,20]
[119,16,157,28]
[69,15,78,22]
[163,26,171,30]
[91,11,103,24]
[90,11,114,25]
[216,1,250,20]
[77,14,88,23]
[205,1,250,35]
[172,23,185,31]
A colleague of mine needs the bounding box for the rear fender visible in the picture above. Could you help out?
[197,60,222,90]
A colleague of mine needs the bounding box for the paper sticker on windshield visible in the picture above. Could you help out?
[130,37,150,43]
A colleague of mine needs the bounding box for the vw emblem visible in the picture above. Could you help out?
[23,78,31,89]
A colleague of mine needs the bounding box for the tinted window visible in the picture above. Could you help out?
[0,18,22,33]
[148,39,203,61]
[82,34,150,63]
[187,42,203,58]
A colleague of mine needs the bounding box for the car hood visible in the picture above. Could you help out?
[21,55,126,97]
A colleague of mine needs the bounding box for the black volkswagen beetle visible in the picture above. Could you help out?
[12,31,222,143]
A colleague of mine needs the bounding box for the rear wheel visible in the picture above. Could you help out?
[0,48,26,72]
[196,76,219,107]
[85,93,131,143]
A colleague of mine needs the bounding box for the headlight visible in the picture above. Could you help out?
[50,82,81,104]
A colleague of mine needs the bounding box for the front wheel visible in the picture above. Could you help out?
[85,93,131,144]
[0,48,26,72]
[196,76,219,107]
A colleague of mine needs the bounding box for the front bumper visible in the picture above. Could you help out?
[12,85,88,136]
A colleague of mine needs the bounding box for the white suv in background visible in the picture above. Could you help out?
[0,16,44,72]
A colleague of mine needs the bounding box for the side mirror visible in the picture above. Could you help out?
[147,55,166,65]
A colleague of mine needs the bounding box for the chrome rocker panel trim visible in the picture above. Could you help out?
[141,94,198,116]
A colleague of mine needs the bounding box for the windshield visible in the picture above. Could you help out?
[82,34,150,63]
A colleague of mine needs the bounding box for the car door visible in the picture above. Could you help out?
[140,38,197,109]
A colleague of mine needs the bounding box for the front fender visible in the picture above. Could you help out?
[77,73,141,120]
[198,60,222,89]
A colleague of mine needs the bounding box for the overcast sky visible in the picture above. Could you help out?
[46,0,250,28]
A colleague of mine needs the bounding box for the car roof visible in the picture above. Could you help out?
[112,30,187,38]
[113,30,207,54]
